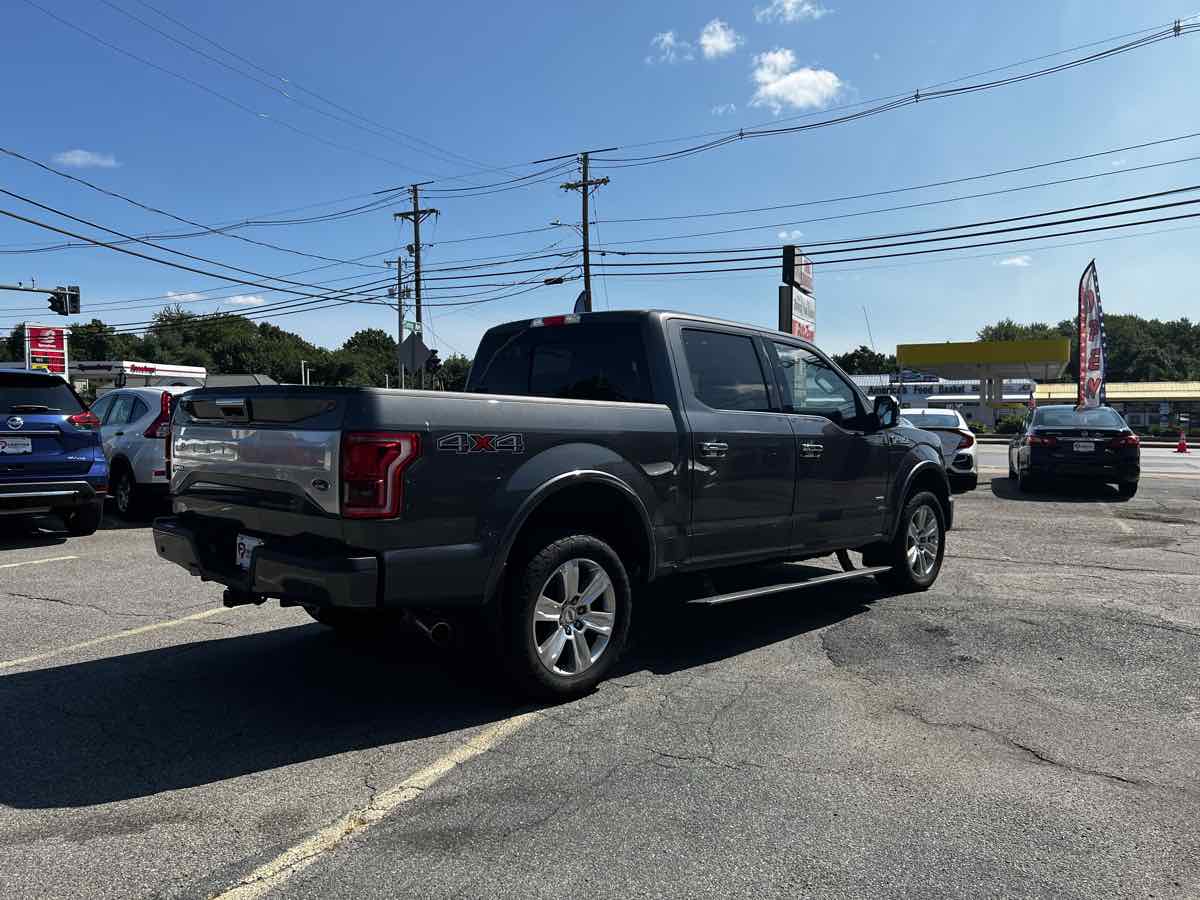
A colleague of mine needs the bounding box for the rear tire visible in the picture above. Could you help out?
[111,468,143,520]
[63,502,103,537]
[875,491,945,592]
[502,533,632,699]
[1017,468,1039,493]
[1118,481,1138,498]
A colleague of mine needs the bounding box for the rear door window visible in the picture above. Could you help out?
[0,373,84,413]
[130,397,150,422]
[108,395,134,425]
[681,330,771,412]
[89,394,115,422]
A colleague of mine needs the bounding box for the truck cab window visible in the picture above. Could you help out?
[681,329,771,412]
[773,343,865,428]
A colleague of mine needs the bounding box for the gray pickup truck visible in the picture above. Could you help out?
[153,310,951,696]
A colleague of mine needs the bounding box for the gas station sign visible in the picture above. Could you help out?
[24,323,69,375]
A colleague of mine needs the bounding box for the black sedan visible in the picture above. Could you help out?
[1008,404,1140,497]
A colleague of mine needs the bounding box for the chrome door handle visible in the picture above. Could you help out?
[698,441,729,459]
[800,442,824,458]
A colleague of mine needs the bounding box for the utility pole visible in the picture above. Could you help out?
[560,152,609,312]
[393,183,437,387]
[387,256,406,388]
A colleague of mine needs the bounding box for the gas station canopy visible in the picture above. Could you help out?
[897,339,1071,381]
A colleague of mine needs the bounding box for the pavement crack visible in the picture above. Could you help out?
[2,591,161,620]
[892,704,1152,789]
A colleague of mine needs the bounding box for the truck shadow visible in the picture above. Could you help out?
[0,563,874,810]
[990,476,1128,503]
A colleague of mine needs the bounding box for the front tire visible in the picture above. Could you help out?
[63,502,103,537]
[875,491,945,592]
[503,533,632,699]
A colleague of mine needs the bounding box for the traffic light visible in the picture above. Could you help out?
[424,349,440,374]
[46,285,80,316]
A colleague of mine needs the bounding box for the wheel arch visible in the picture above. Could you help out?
[889,459,952,540]
[484,470,656,603]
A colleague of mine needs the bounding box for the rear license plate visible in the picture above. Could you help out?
[1074,441,1095,453]
[0,437,33,454]
[235,534,263,570]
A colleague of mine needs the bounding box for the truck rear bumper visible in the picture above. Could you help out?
[152,517,378,609]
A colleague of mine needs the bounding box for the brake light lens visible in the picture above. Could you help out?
[68,411,101,431]
[955,430,976,449]
[1109,431,1140,449]
[1028,434,1058,447]
[340,432,420,518]
[143,390,172,439]
[530,314,580,327]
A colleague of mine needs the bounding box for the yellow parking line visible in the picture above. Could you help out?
[0,607,227,672]
[213,712,539,900]
[0,554,79,570]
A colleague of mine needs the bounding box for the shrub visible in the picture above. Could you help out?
[995,415,1024,434]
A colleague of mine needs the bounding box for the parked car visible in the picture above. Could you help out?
[0,367,107,535]
[153,310,953,697]
[901,408,978,491]
[1008,404,1140,496]
[88,386,194,518]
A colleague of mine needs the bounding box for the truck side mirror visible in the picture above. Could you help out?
[873,395,899,429]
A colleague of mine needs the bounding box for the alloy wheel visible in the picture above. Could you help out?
[531,557,616,677]
[905,505,940,578]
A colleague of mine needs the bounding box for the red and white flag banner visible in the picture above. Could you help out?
[1076,260,1106,409]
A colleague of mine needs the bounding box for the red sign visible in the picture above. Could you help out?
[1076,261,1105,409]
[24,323,69,375]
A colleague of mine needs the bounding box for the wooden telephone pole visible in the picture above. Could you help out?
[560,152,610,312]
[393,183,438,386]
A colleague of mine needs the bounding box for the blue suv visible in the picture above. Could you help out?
[1,367,108,536]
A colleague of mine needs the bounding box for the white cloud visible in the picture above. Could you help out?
[750,48,842,114]
[699,19,743,59]
[755,0,831,24]
[1110,158,1126,167]
[226,294,267,306]
[647,31,693,64]
[997,255,1033,268]
[711,103,737,116]
[778,229,804,240]
[166,291,205,303]
[52,149,120,169]
[872,51,881,61]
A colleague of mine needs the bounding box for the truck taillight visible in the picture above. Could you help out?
[143,390,172,439]
[340,432,420,519]
[68,411,100,431]
[530,314,580,327]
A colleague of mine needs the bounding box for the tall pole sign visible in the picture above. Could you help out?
[779,245,816,341]
[23,322,69,375]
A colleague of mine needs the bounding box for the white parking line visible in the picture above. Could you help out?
[0,555,79,570]
[213,711,539,900]
[0,607,227,672]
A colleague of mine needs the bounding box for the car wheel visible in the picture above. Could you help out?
[1017,468,1038,493]
[875,491,945,592]
[1118,481,1138,498]
[63,501,103,537]
[503,533,631,699]
[1008,455,1017,480]
[112,468,142,519]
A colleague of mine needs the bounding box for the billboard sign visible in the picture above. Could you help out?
[778,285,815,341]
[782,245,813,294]
[24,323,68,375]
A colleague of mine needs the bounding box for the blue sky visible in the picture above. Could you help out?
[1,0,1198,360]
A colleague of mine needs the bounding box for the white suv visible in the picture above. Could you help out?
[88,386,194,517]
[902,407,978,491]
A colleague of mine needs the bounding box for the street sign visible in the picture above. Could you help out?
[399,332,431,371]
[24,323,68,375]
[778,285,815,342]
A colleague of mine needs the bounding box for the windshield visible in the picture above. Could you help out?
[1034,406,1126,428]
[0,372,84,413]
[904,411,961,428]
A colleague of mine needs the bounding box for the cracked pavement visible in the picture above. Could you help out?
[2,471,1199,899]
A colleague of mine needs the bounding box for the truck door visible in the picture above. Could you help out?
[767,341,889,550]
[673,326,796,563]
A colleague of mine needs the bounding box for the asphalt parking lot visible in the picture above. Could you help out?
[2,464,1198,899]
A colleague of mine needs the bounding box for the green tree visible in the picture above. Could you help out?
[831,345,897,374]
[435,353,472,391]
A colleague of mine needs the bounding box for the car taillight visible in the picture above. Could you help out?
[143,390,172,439]
[1109,431,1140,449]
[955,430,975,449]
[68,411,101,431]
[340,432,420,519]
[1028,434,1058,447]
